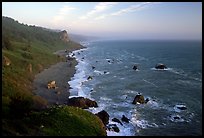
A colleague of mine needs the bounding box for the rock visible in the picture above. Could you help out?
[173,116,180,120]
[95,110,109,125]
[132,94,145,104]
[92,66,95,70]
[47,80,57,89]
[145,98,149,103]
[104,71,107,74]
[3,56,11,66]
[27,63,32,73]
[67,97,98,109]
[133,65,138,70]
[87,76,93,80]
[60,30,69,42]
[155,63,167,69]
[121,115,130,123]
[112,118,123,126]
[37,64,43,73]
[177,106,187,110]
[107,124,120,133]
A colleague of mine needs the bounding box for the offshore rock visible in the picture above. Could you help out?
[67,97,98,109]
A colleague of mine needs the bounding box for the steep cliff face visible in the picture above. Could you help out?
[60,30,70,42]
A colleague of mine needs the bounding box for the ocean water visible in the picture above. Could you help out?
[68,40,202,136]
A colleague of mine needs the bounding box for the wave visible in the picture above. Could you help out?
[143,79,158,88]
[68,48,91,97]
[150,67,173,71]
[169,68,202,82]
[94,70,110,75]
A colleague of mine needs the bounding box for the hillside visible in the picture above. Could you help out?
[2,16,106,136]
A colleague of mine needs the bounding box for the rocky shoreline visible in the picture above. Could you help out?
[32,46,84,106]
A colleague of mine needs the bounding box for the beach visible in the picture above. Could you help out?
[32,48,82,105]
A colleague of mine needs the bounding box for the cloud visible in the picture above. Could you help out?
[79,2,117,20]
[94,14,108,20]
[52,5,76,24]
[58,5,76,15]
[111,2,152,16]
[94,2,160,20]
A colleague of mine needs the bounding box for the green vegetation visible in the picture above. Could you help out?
[2,16,106,136]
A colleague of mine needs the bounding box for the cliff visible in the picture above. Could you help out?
[60,30,70,42]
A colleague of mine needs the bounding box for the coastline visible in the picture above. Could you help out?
[32,43,85,105]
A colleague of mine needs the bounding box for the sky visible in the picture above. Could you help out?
[2,2,202,40]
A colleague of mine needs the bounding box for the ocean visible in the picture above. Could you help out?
[68,40,202,136]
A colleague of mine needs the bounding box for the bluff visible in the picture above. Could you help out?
[2,16,106,136]
[60,30,70,42]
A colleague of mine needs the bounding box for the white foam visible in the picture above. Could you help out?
[169,114,185,122]
[151,67,173,71]
[173,104,187,113]
[132,119,158,129]
[68,48,90,97]
[146,100,160,109]
[100,97,112,101]
[93,70,109,75]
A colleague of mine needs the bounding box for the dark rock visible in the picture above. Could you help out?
[133,65,138,70]
[173,116,180,120]
[132,94,145,104]
[177,106,187,110]
[87,76,93,80]
[155,63,167,69]
[145,98,149,103]
[95,110,109,125]
[107,124,120,133]
[112,118,123,126]
[92,66,95,70]
[121,115,130,123]
[67,97,98,109]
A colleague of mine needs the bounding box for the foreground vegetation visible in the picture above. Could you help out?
[2,16,106,136]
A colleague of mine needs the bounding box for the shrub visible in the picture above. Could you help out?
[21,52,33,60]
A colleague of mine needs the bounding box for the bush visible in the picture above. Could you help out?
[9,94,33,118]
[21,52,33,60]
[32,95,48,111]
[2,36,13,50]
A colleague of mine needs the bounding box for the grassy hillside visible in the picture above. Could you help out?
[2,16,106,136]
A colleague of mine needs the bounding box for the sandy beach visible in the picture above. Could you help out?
[32,50,78,105]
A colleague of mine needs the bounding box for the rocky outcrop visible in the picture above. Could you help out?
[47,80,57,89]
[132,94,145,104]
[107,124,120,133]
[95,110,110,125]
[67,97,98,109]
[3,56,11,66]
[155,63,167,69]
[27,63,32,73]
[121,115,130,123]
[87,76,93,80]
[60,30,70,43]
[112,118,123,126]
[133,65,138,70]
[37,64,43,73]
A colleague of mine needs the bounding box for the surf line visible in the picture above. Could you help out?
[143,79,158,88]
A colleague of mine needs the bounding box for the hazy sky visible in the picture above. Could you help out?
[2,2,202,40]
